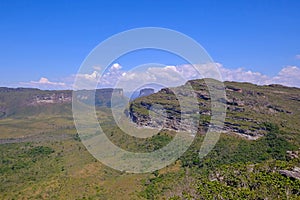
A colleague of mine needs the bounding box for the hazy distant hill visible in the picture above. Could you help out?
[0,87,126,118]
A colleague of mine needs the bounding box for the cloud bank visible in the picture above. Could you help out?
[19,63,300,90]
[19,77,67,90]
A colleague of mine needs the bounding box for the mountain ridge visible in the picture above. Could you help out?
[129,79,300,141]
[1,79,300,142]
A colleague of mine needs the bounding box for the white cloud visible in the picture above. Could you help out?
[217,64,300,88]
[18,63,300,90]
[218,65,269,85]
[295,54,300,60]
[164,65,178,71]
[270,66,300,87]
[72,63,125,89]
[111,63,122,70]
[96,63,300,89]
[110,63,231,91]
[33,77,65,86]
[19,77,67,90]
[76,71,99,81]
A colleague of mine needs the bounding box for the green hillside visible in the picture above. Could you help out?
[130,79,300,144]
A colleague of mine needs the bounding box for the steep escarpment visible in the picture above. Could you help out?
[0,87,126,118]
[129,79,300,140]
[0,88,72,118]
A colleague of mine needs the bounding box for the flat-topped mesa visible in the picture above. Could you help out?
[138,88,154,98]
[96,88,123,97]
[0,88,126,118]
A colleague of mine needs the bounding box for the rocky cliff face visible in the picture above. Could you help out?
[30,92,72,105]
[129,79,300,139]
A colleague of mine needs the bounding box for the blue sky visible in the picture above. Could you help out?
[0,0,300,88]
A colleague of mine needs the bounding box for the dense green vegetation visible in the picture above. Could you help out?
[184,123,297,169]
[1,116,299,199]
[142,159,300,200]
[141,124,300,199]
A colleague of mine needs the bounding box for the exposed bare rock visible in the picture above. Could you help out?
[286,149,300,159]
[225,86,243,93]
[290,96,300,102]
[279,167,300,180]
[31,93,72,105]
